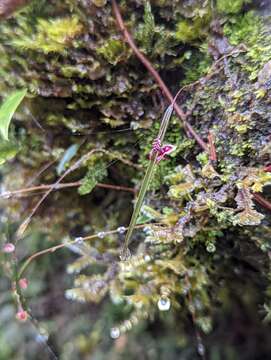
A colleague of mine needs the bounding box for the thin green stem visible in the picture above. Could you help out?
[121,105,174,259]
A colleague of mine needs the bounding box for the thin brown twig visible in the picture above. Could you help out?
[1,181,136,198]
[253,193,271,212]
[18,223,164,277]
[208,131,217,162]
[16,147,142,238]
[16,149,99,238]
[112,0,208,152]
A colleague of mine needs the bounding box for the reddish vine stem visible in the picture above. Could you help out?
[207,131,217,162]
[253,193,271,212]
[112,0,271,212]
[112,0,208,152]
[1,181,136,198]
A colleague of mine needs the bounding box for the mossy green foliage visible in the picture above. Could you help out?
[224,11,271,79]
[217,0,251,14]
[78,161,108,195]
[12,16,83,53]
[1,1,271,359]
[97,39,127,65]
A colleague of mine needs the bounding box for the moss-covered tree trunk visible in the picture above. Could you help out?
[0,1,271,359]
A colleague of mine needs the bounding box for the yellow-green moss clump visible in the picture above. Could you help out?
[12,16,83,53]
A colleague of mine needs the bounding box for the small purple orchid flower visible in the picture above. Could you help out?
[149,138,176,163]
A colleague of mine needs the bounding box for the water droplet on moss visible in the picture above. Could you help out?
[2,191,11,199]
[157,296,171,311]
[197,342,205,356]
[144,254,151,262]
[97,231,105,239]
[143,226,153,235]
[75,237,83,244]
[206,243,216,253]
[110,327,120,339]
[117,226,126,234]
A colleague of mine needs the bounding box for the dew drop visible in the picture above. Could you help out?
[117,226,126,234]
[144,254,151,262]
[36,333,49,344]
[2,191,11,199]
[143,226,153,235]
[65,290,75,300]
[110,327,120,339]
[157,296,171,311]
[206,243,216,253]
[75,237,84,244]
[197,342,205,356]
[97,231,105,239]
[187,269,194,277]
[35,328,49,343]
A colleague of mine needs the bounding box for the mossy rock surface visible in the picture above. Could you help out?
[0,1,271,359]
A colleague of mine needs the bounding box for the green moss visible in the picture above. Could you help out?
[97,38,127,65]
[175,18,206,43]
[182,50,212,84]
[230,140,253,156]
[216,0,251,14]
[136,1,156,53]
[196,152,209,166]
[12,16,83,53]
[1,1,271,358]
[224,12,271,79]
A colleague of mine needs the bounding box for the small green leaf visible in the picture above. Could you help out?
[78,163,107,195]
[0,89,27,141]
[57,144,79,175]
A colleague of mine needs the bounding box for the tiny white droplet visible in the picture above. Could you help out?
[197,342,205,356]
[206,243,216,253]
[187,269,194,277]
[110,327,120,339]
[182,284,190,295]
[2,192,11,199]
[97,231,105,239]
[143,226,153,235]
[75,237,83,244]
[117,226,126,234]
[144,254,151,262]
[157,296,171,311]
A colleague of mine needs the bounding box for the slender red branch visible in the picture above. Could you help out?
[1,181,136,198]
[208,131,217,162]
[253,193,271,212]
[111,0,208,152]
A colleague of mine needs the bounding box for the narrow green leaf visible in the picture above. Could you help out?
[121,105,174,259]
[0,89,27,141]
[57,144,79,175]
